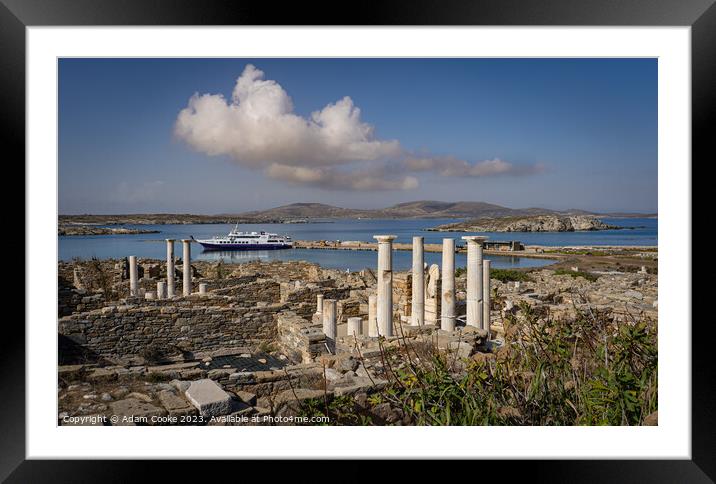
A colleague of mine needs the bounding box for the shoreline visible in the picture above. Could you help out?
[292,239,657,259]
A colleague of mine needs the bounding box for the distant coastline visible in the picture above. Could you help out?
[58,225,160,236]
[59,200,657,226]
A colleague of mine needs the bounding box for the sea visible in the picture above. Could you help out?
[58,217,657,272]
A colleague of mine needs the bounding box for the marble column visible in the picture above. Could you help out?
[199,283,208,295]
[156,281,166,300]
[316,294,324,317]
[373,235,396,337]
[368,294,378,337]
[323,299,337,354]
[483,259,491,337]
[347,317,362,337]
[128,255,138,296]
[166,239,175,298]
[462,236,488,328]
[182,239,192,296]
[411,236,425,326]
[440,238,456,331]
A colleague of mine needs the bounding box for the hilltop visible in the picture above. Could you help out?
[59,201,655,226]
[232,200,652,221]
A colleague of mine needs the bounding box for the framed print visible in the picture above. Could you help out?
[6,0,711,480]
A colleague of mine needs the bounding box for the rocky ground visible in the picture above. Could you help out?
[57,248,657,426]
[427,215,624,232]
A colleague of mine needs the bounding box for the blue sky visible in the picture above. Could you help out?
[59,58,657,214]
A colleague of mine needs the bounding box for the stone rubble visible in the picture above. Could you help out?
[58,243,657,425]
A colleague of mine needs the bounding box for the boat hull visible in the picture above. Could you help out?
[198,242,292,251]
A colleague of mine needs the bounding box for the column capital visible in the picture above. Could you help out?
[181,239,192,243]
[165,238,175,242]
[462,236,489,243]
[412,235,424,241]
[373,235,397,242]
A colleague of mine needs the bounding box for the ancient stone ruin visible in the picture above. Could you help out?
[58,236,657,426]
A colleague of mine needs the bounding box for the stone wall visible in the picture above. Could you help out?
[393,272,412,320]
[58,287,107,317]
[210,279,281,304]
[58,299,281,360]
[276,312,328,363]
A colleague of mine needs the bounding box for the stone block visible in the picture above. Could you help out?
[235,390,257,406]
[158,390,196,417]
[185,379,233,417]
[109,398,166,425]
[86,368,117,383]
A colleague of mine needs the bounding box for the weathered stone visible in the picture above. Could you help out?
[127,392,153,403]
[158,390,196,417]
[448,341,474,359]
[109,398,166,425]
[323,368,342,382]
[235,390,257,406]
[185,379,233,417]
[337,356,360,373]
[58,364,84,382]
[86,368,116,383]
[170,379,191,393]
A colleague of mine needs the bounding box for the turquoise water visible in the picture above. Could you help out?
[58,217,656,272]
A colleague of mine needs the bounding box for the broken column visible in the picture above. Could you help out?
[166,239,175,298]
[462,236,487,328]
[347,317,362,337]
[199,283,208,295]
[156,281,166,300]
[128,255,138,296]
[368,294,378,337]
[441,238,456,331]
[411,236,425,326]
[482,259,491,337]
[373,235,396,337]
[424,264,441,325]
[182,239,192,296]
[315,294,324,317]
[323,299,337,354]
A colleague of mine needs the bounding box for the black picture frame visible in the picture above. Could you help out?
[6,0,709,481]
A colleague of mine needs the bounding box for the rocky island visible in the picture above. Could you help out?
[426,215,621,233]
[59,225,160,236]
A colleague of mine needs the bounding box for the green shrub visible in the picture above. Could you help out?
[301,300,657,426]
[456,267,532,282]
[490,269,532,282]
[554,269,599,282]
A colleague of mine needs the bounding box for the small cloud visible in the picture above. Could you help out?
[266,163,418,191]
[404,156,545,177]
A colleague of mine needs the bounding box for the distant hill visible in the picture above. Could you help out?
[231,200,609,220]
[59,201,655,225]
[233,203,370,220]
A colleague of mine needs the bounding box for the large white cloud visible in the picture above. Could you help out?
[175,65,545,191]
[175,64,401,168]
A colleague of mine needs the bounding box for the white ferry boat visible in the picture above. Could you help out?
[192,224,293,251]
